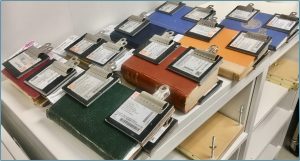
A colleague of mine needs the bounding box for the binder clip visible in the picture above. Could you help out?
[278,12,298,21]
[86,64,113,80]
[150,31,175,45]
[102,38,127,53]
[236,3,255,12]
[128,12,148,23]
[193,45,220,61]
[50,56,80,77]
[25,43,53,59]
[135,85,170,114]
[245,28,269,42]
[198,17,218,28]
[83,32,105,43]
[156,1,185,14]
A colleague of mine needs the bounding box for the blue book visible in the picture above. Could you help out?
[221,12,288,50]
[149,6,196,34]
[110,23,167,49]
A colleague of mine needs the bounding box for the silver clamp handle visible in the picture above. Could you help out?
[128,12,148,22]
[50,56,80,77]
[26,43,53,59]
[193,45,219,61]
[236,3,254,12]
[103,38,127,53]
[197,17,218,28]
[150,31,175,45]
[245,28,269,42]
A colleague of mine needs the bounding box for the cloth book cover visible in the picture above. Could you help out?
[121,46,219,113]
[110,23,167,49]
[220,12,288,50]
[2,59,51,101]
[149,5,195,34]
[177,112,244,159]
[179,28,256,80]
[47,83,176,159]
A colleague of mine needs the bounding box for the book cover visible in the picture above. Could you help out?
[220,12,288,50]
[149,5,196,34]
[110,23,167,49]
[121,46,219,113]
[47,83,141,160]
[180,28,255,80]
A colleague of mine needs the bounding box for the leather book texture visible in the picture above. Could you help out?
[180,28,255,80]
[47,83,141,160]
[121,46,219,113]
[177,112,244,159]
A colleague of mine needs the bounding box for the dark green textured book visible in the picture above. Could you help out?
[46,83,141,159]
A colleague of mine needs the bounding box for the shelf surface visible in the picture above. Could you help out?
[245,107,293,159]
[163,132,248,160]
[257,144,281,160]
[254,81,289,128]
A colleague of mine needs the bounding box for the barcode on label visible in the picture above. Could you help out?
[119,118,141,132]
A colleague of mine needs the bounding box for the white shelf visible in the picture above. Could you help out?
[257,144,281,160]
[245,107,293,159]
[163,132,248,160]
[254,81,289,128]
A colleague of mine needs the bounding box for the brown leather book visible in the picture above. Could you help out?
[121,46,219,113]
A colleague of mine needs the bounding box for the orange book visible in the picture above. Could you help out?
[180,28,255,80]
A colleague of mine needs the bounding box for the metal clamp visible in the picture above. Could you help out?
[86,64,112,80]
[245,28,269,42]
[193,45,219,62]
[197,17,218,28]
[128,12,148,22]
[102,38,127,53]
[236,3,255,12]
[278,12,298,21]
[50,56,80,77]
[135,85,170,114]
[26,43,53,59]
[209,136,217,159]
[196,5,214,13]
[84,32,105,43]
[150,31,175,45]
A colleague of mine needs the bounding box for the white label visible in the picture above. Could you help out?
[119,20,143,33]
[173,50,213,77]
[190,24,221,38]
[110,92,157,135]
[86,44,116,64]
[52,35,79,56]
[185,8,210,21]
[267,16,296,31]
[47,65,84,104]
[28,68,60,90]
[229,9,257,21]
[67,73,111,101]
[230,32,264,53]
[139,42,172,60]
[9,52,41,73]
[70,39,93,54]
[159,3,178,13]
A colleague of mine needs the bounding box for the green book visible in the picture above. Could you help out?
[46,83,141,159]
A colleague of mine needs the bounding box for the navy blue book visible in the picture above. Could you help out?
[221,12,288,51]
[149,4,196,34]
[111,12,167,49]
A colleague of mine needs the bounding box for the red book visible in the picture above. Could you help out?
[2,59,51,101]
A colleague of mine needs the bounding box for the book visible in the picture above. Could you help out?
[111,13,167,49]
[180,28,258,80]
[177,112,244,160]
[221,12,289,50]
[47,82,176,159]
[2,59,52,102]
[121,46,220,113]
[149,4,195,34]
[24,57,79,96]
[106,85,175,146]
[2,43,52,78]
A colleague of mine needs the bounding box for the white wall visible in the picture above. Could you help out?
[1,1,162,61]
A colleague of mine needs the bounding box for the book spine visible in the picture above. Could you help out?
[121,64,187,113]
[46,108,114,160]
